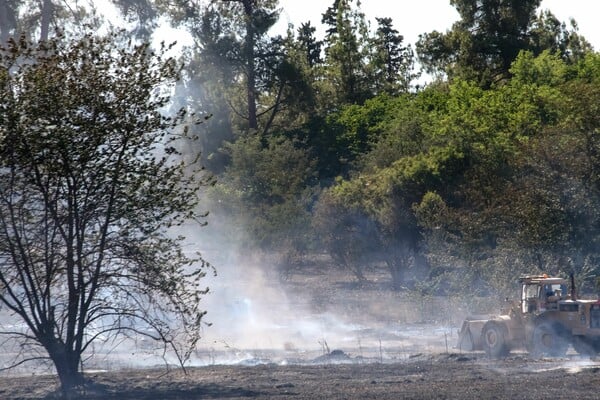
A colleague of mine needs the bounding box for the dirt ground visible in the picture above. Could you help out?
[2,262,600,399]
[3,353,600,399]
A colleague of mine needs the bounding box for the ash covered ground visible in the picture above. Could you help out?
[3,352,600,399]
[3,260,600,399]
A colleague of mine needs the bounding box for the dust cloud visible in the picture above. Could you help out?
[173,218,458,368]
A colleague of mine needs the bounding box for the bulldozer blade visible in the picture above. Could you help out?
[457,318,488,351]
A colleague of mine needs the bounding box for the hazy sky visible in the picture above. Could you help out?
[274,0,600,50]
[144,1,600,53]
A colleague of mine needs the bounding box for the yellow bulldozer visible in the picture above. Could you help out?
[457,273,600,358]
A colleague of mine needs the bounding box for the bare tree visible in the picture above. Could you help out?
[0,31,213,395]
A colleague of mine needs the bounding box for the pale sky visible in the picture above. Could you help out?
[274,0,600,50]
[141,1,600,52]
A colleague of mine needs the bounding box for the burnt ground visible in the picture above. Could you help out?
[3,261,600,399]
[3,353,600,399]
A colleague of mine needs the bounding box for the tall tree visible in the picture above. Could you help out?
[321,0,371,104]
[529,10,592,63]
[212,0,280,131]
[416,0,543,87]
[296,21,323,68]
[164,0,298,138]
[321,0,341,38]
[369,17,416,94]
[167,5,238,173]
[0,32,212,395]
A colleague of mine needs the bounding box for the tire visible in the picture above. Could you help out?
[482,322,509,359]
[530,321,569,358]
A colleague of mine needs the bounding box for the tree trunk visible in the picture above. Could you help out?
[242,0,258,130]
[386,244,412,291]
[0,0,16,44]
[46,339,84,396]
[39,0,54,42]
[389,262,404,291]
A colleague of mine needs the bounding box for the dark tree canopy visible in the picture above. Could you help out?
[296,21,323,68]
[416,0,591,87]
[369,17,416,94]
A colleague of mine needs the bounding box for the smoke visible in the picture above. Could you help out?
[156,210,460,368]
[185,225,357,355]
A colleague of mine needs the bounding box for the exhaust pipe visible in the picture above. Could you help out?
[570,272,577,301]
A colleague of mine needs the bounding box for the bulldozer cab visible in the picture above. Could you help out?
[520,276,568,314]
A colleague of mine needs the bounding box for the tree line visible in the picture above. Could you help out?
[0,0,599,394]
[168,0,595,296]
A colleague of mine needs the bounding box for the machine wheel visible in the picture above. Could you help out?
[482,322,509,359]
[530,321,569,358]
